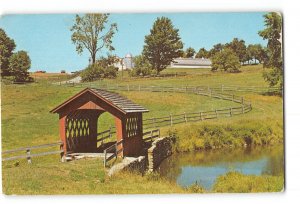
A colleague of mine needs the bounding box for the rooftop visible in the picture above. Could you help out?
[50,88,149,114]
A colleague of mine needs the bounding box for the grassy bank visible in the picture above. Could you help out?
[213,172,284,193]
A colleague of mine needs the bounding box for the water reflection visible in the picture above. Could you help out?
[157,145,284,189]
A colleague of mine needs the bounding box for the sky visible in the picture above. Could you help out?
[0,12,267,73]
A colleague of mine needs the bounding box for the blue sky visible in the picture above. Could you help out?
[0,12,267,73]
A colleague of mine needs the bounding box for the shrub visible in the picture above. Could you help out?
[80,56,119,82]
[129,55,152,77]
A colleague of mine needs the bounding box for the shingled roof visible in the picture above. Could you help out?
[50,88,149,114]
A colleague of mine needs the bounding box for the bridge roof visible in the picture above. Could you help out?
[50,88,149,114]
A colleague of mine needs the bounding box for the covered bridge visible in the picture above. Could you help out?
[50,88,148,159]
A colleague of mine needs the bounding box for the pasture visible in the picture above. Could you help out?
[1,65,284,194]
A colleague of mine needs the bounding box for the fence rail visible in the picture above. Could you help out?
[55,82,281,94]
[103,140,123,167]
[2,141,63,163]
[143,129,160,142]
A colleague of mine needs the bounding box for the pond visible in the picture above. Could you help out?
[157,145,284,190]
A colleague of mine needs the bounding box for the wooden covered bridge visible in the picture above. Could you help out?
[50,88,149,159]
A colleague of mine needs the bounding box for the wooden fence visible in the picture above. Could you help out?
[2,141,63,163]
[103,140,123,167]
[58,82,281,94]
[97,126,116,148]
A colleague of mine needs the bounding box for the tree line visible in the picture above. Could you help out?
[0,28,32,82]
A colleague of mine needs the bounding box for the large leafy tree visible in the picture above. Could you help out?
[247,44,264,64]
[211,48,241,73]
[71,14,118,64]
[225,38,247,63]
[8,51,31,82]
[258,12,282,87]
[185,47,196,58]
[143,17,183,74]
[0,28,16,76]
[196,47,209,58]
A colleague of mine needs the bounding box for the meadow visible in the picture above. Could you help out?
[1,64,284,194]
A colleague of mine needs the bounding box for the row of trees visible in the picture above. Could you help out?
[71,12,282,87]
[0,28,32,82]
[184,40,266,64]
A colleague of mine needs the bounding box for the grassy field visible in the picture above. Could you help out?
[1,64,284,194]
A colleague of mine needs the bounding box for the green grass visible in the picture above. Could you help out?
[1,64,284,194]
[213,171,284,193]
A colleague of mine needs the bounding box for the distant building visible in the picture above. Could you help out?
[123,53,134,69]
[113,53,135,70]
[170,58,212,68]
[35,70,46,73]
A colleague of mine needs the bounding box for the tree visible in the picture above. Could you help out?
[185,47,196,58]
[143,17,183,74]
[0,28,16,76]
[258,12,282,87]
[71,14,118,64]
[225,38,247,63]
[129,55,152,77]
[247,44,263,64]
[208,43,224,58]
[8,51,31,82]
[211,48,241,73]
[196,48,208,58]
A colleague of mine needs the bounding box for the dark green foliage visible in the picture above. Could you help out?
[71,14,118,64]
[225,38,247,63]
[195,47,209,58]
[80,56,118,82]
[8,51,32,82]
[0,28,16,76]
[211,48,241,72]
[143,17,183,74]
[185,47,196,58]
[247,44,265,64]
[129,55,152,77]
[208,43,224,58]
[258,12,283,87]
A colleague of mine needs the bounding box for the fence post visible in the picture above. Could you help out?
[242,105,245,114]
[215,110,218,118]
[115,143,118,158]
[60,143,65,162]
[152,117,155,129]
[210,89,213,98]
[230,108,233,117]
[200,112,203,121]
[127,84,130,91]
[185,86,188,93]
[158,129,161,137]
[170,114,173,126]
[26,149,31,164]
[104,149,107,167]
[221,84,224,92]
[184,112,187,123]
[241,97,244,105]
[150,130,153,142]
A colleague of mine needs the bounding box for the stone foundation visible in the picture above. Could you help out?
[108,156,146,177]
[147,137,172,172]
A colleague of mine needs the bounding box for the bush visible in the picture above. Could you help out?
[80,56,118,82]
[211,48,241,73]
[129,55,152,77]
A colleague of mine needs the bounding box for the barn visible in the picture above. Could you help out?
[170,58,212,68]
